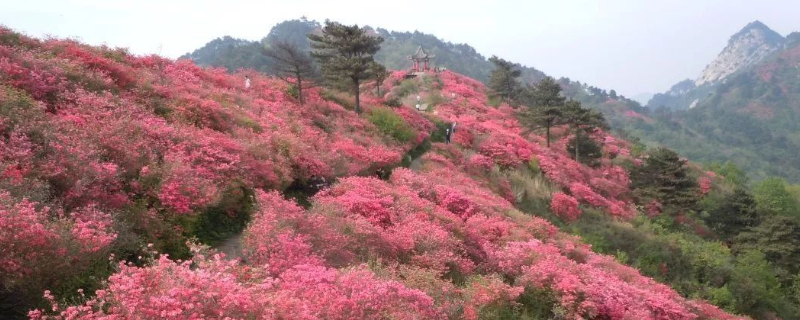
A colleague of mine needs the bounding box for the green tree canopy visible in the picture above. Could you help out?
[563,100,608,164]
[520,77,566,147]
[728,249,784,316]
[708,161,749,187]
[566,134,603,167]
[704,188,761,239]
[262,40,318,105]
[487,55,522,104]
[308,20,384,113]
[734,215,800,279]
[369,61,390,97]
[631,147,699,213]
[753,177,800,217]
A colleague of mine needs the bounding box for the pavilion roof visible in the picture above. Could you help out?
[411,46,435,59]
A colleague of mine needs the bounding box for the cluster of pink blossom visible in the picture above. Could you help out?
[476,132,534,168]
[0,193,61,282]
[0,192,115,287]
[68,205,117,253]
[491,240,721,320]
[699,175,713,196]
[645,200,664,217]
[31,254,442,320]
[601,133,632,157]
[624,109,650,122]
[551,192,581,221]
[466,153,495,172]
[0,45,66,102]
[569,182,610,207]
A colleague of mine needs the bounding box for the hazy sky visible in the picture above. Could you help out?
[2,0,800,97]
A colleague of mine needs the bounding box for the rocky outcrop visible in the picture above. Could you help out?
[695,21,784,86]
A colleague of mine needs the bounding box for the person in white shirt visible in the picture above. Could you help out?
[245,76,251,89]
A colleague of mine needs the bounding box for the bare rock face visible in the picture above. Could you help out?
[695,21,784,86]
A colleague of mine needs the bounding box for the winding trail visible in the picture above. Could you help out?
[214,233,244,261]
[409,154,425,172]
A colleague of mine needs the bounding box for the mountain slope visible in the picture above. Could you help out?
[0,26,749,320]
[182,18,649,141]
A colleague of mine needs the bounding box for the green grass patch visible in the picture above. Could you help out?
[368,107,417,143]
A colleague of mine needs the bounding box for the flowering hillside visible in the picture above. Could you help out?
[0,27,745,319]
[0,26,428,316]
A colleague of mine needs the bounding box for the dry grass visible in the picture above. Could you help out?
[507,167,559,203]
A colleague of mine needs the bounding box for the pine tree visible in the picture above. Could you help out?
[704,188,761,239]
[520,77,566,147]
[566,134,603,167]
[308,20,383,114]
[563,100,607,164]
[487,55,522,104]
[734,215,800,277]
[262,40,317,105]
[631,147,699,213]
[369,62,390,97]
[753,177,800,216]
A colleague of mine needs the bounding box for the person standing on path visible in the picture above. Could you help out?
[451,122,457,133]
[445,128,451,144]
[245,76,251,89]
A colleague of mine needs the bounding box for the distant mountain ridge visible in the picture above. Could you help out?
[627,21,800,182]
[181,18,550,85]
[181,36,271,73]
[648,21,787,110]
[182,18,647,134]
[695,20,784,86]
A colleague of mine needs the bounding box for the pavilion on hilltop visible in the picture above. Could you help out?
[410,46,435,72]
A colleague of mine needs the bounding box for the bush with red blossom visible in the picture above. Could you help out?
[466,153,495,172]
[698,176,712,196]
[31,254,443,320]
[570,182,610,208]
[551,192,581,222]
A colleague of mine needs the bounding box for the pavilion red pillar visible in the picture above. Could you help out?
[424,59,428,71]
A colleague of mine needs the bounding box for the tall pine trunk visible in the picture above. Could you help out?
[546,124,551,148]
[575,129,580,163]
[353,78,361,114]
[297,75,304,106]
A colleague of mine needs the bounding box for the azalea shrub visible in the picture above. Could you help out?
[31,252,443,320]
[551,192,581,221]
